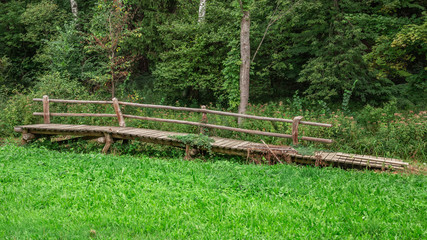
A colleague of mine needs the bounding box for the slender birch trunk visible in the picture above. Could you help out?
[70,0,78,19]
[238,10,250,125]
[198,0,207,23]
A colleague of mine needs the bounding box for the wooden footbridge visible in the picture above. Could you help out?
[15,96,409,171]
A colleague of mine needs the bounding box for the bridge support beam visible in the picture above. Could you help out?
[21,130,36,145]
[102,133,113,153]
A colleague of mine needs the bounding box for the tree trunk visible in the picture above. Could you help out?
[70,0,78,19]
[238,10,250,125]
[198,0,207,23]
[111,51,115,98]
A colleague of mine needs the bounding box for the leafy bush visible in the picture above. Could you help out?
[169,134,215,153]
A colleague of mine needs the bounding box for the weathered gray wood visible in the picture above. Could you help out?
[223,140,242,148]
[112,98,126,127]
[43,95,50,124]
[212,139,230,146]
[335,153,408,166]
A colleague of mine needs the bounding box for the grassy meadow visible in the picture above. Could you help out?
[0,144,426,239]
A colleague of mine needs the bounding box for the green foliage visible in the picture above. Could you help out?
[169,134,215,153]
[0,0,66,90]
[220,40,241,109]
[291,144,319,156]
[20,0,67,47]
[35,72,86,99]
[35,23,85,80]
[0,56,12,99]
[364,15,427,106]
[0,92,38,137]
[342,80,358,113]
[0,144,426,238]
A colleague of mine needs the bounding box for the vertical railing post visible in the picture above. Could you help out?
[42,95,50,124]
[200,105,208,134]
[292,116,303,145]
[112,98,126,127]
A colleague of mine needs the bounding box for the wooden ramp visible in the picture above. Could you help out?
[15,124,408,171]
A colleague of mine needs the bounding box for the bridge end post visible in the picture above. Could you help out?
[42,95,50,124]
[292,116,303,145]
[112,98,126,127]
[200,105,208,134]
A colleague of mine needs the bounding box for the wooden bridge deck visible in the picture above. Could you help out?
[15,124,409,170]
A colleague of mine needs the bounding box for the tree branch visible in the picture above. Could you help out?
[238,0,244,13]
[251,0,302,62]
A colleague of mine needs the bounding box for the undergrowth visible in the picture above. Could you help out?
[169,134,215,154]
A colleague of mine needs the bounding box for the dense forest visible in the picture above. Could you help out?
[0,0,426,138]
[1,0,425,104]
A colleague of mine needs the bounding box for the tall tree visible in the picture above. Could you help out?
[70,0,78,19]
[91,0,135,98]
[237,0,250,124]
[198,0,207,23]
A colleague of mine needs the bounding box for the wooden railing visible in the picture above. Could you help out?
[33,95,333,144]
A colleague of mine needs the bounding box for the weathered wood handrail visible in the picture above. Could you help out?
[33,98,332,127]
[33,95,333,144]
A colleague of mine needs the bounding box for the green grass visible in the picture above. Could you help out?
[0,144,426,239]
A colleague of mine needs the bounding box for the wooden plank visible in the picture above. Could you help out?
[223,140,243,148]
[215,139,236,148]
[336,153,408,166]
[212,139,230,146]
[34,112,117,118]
[230,141,250,149]
[34,98,113,104]
[220,140,237,149]
[115,129,140,135]
[144,132,167,139]
[119,129,142,134]
[135,130,164,138]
